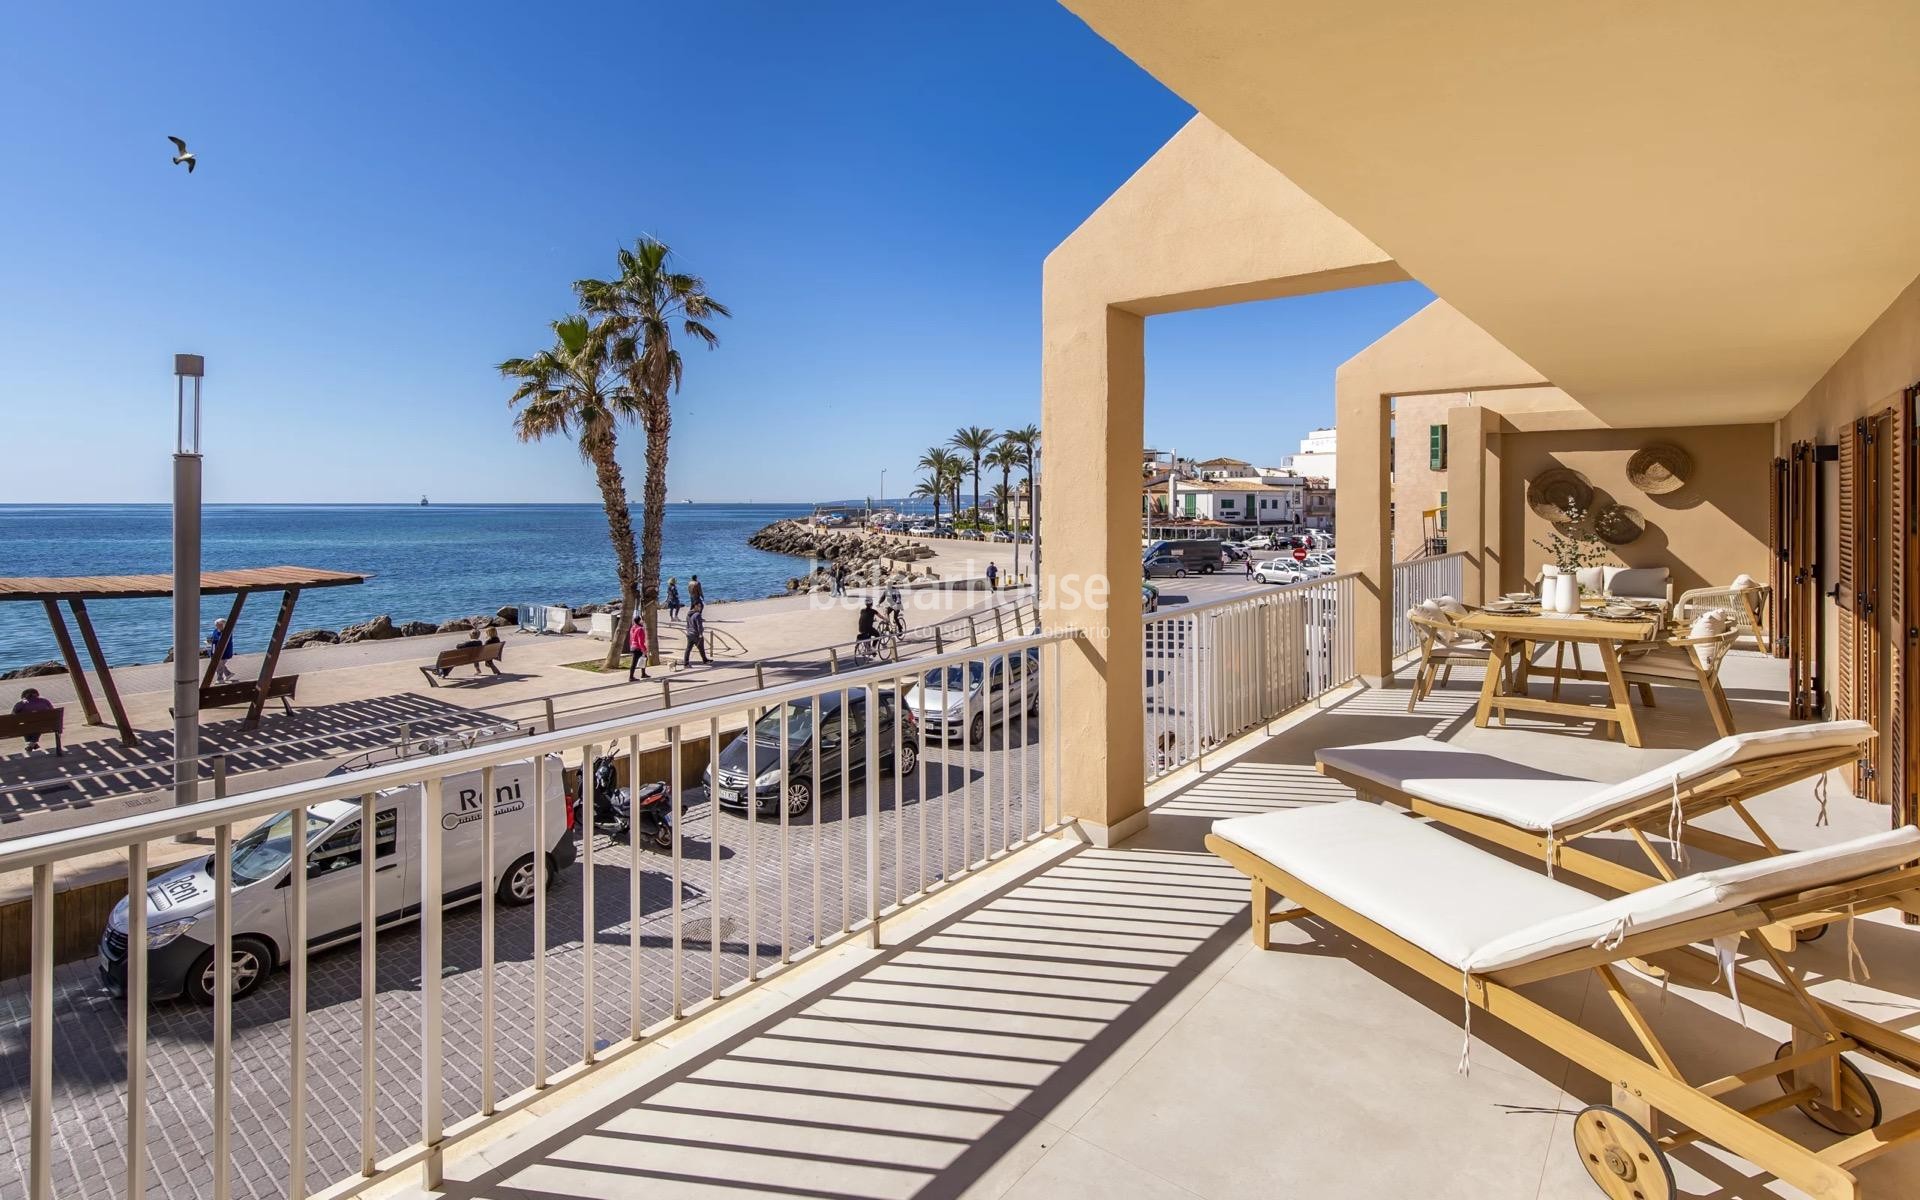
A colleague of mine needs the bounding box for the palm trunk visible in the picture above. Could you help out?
[932,490,942,527]
[972,458,982,533]
[637,399,670,665]
[998,464,1011,526]
[588,430,641,670]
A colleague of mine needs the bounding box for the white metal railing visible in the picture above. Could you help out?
[6,628,1075,1200]
[1390,552,1467,658]
[1143,573,1358,782]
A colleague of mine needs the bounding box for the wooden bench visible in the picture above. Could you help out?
[200,675,299,715]
[0,707,63,755]
[420,642,504,686]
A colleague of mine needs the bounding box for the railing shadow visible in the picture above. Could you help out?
[0,692,530,825]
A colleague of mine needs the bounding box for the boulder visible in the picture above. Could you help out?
[0,660,67,681]
[436,616,490,634]
[285,628,340,649]
[339,614,399,643]
[495,605,518,624]
[398,620,438,637]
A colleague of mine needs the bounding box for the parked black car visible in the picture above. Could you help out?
[703,691,917,817]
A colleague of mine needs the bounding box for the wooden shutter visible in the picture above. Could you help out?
[1839,416,1889,801]
[1836,424,1860,789]
[1787,441,1824,720]
[1768,457,1789,657]
[1891,390,1916,827]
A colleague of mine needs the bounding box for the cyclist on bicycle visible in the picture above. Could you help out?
[856,599,881,656]
[882,582,906,634]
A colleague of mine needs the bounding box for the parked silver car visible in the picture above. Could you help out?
[901,650,1040,744]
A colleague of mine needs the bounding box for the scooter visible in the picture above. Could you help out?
[585,752,675,850]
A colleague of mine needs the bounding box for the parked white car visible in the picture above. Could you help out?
[1302,552,1338,577]
[1252,558,1306,584]
[99,754,573,1004]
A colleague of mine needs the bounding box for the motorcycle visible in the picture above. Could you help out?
[583,751,675,851]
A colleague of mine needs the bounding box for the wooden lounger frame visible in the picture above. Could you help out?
[1206,830,1920,1200]
[1317,741,1920,943]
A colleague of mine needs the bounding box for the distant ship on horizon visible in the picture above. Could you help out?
[420,494,429,506]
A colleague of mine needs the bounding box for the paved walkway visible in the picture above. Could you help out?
[0,546,1020,849]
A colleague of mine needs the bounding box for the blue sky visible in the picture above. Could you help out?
[0,2,1433,505]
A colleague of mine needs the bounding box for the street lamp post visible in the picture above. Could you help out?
[880,468,887,513]
[172,354,204,814]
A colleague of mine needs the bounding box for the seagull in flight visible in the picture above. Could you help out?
[168,136,196,173]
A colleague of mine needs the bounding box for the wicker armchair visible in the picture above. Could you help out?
[1674,581,1772,653]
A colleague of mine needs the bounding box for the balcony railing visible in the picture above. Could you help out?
[1143,574,1358,781]
[5,627,1074,1200]
[1390,551,1467,657]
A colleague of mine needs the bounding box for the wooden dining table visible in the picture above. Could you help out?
[1454,606,1663,746]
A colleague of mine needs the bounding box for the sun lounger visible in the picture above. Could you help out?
[1314,721,1899,938]
[1207,800,1920,1199]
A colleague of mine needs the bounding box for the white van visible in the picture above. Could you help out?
[98,754,574,1004]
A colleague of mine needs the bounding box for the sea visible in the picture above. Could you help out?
[0,502,925,672]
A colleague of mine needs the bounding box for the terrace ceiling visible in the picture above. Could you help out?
[1062,0,1920,426]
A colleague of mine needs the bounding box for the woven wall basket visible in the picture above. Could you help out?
[1593,502,1646,545]
[1526,467,1593,523]
[1626,443,1692,495]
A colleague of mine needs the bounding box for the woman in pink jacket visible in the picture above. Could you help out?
[626,613,650,681]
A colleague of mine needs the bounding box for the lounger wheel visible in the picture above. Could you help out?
[1794,922,1829,943]
[1572,1105,1673,1200]
[1773,1041,1880,1135]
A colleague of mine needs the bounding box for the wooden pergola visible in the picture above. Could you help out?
[0,566,367,745]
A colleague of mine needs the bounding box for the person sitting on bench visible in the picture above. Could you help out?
[12,688,54,752]
[438,624,502,678]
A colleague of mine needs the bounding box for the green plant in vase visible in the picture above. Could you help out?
[1532,503,1610,595]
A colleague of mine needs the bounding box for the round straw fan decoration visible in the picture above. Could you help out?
[1526,467,1593,524]
[1592,502,1646,546]
[1627,443,1692,495]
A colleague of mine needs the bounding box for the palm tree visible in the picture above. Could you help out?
[910,476,944,527]
[949,426,995,534]
[986,439,1023,529]
[918,447,963,528]
[1001,424,1039,529]
[575,237,730,664]
[500,315,640,668]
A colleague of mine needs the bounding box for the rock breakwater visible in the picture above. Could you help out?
[747,521,940,593]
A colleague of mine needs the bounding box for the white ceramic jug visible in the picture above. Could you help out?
[1555,573,1579,614]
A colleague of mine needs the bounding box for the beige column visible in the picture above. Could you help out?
[1336,388,1394,684]
[1040,303,1148,844]
[1484,422,1506,595]
[1447,405,1492,604]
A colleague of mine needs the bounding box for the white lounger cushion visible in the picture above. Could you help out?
[1212,801,1920,975]
[1470,822,1920,973]
[1318,720,1874,834]
[1211,801,1597,970]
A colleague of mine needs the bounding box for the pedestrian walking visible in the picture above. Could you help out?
[831,561,845,596]
[687,575,704,609]
[683,606,711,667]
[206,618,236,683]
[1245,554,1255,580]
[666,577,682,621]
[626,614,650,680]
[986,561,999,591]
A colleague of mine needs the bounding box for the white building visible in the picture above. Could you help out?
[1283,427,1337,488]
